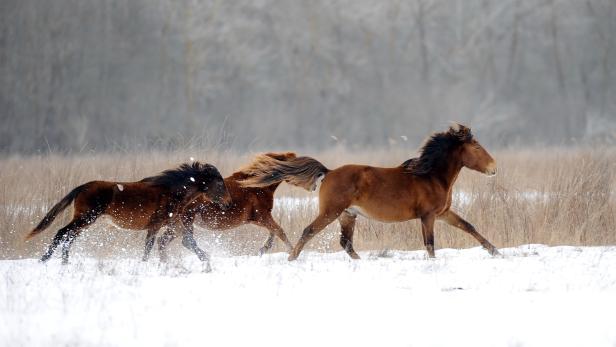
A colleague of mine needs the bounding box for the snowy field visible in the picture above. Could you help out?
[1,245,615,347]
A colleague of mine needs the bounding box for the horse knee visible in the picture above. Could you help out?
[157,237,166,249]
[300,226,316,241]
[182,235,196,249]
[181,236,191,248]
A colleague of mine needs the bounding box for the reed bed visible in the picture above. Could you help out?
[1,147,614,260]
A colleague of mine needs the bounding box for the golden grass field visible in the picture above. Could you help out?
[1,147,615,260]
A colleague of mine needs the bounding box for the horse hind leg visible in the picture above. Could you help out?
[41,212,100,265]
[289,210,341,261]
[338,210,360,259]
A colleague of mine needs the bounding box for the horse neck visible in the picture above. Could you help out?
[434,158,463,191]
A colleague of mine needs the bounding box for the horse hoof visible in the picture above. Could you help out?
[258,247,268,257]
[487,246,502,257]
[288,254,298,261]
[491,249,503,257]
[203,263,212,273]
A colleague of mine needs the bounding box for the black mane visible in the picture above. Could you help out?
[141,161,218,187]
[401,126,473,176]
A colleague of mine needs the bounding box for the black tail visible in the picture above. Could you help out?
[25,184,86,240]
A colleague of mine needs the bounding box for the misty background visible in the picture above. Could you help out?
[1,0,615,154]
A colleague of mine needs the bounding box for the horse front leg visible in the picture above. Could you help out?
[420,214,436,258]
[181,231,211,272]
[438,210,501,256]
[142,228,158,262]
[157,227,177,263]
[179,212,211,272]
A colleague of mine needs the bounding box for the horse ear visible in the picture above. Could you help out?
[449,123,472,140]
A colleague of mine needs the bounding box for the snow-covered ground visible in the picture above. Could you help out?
[1,245,615,347]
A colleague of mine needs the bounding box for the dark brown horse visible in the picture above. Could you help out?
[26,162,232,266]
[155,153,304,262]
[240,124,500,260]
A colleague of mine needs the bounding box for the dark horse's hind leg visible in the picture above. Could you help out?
[142,228,158,262]
[338,211,360,259]
[41,213,100,265]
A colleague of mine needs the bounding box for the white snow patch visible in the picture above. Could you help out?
[1,245,615,347]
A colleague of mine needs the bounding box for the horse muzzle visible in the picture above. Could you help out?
[217,197,233,210]
[484,162,497,176]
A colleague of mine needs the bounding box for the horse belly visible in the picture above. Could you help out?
[98,215,145,231]
[106,198,157,230]
[347,203,415,223]
[198,208,243,230]
[107,212,151,230]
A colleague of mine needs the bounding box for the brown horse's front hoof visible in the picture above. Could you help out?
[258,247,269,257]
[349,252,361,260]
[288,254,298,261]
[489,248,503,257]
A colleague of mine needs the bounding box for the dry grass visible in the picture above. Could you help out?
[1,147,615,260]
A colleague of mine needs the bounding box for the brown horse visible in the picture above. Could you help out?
[240,124,500,260]
[155,153,305,262]
[26,162,232,266]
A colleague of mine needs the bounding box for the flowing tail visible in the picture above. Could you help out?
[25,184,86,240]
[238,153,329,191]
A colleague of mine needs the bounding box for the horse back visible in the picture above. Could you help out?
[73,181,171,229]
[319,165,447,221]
